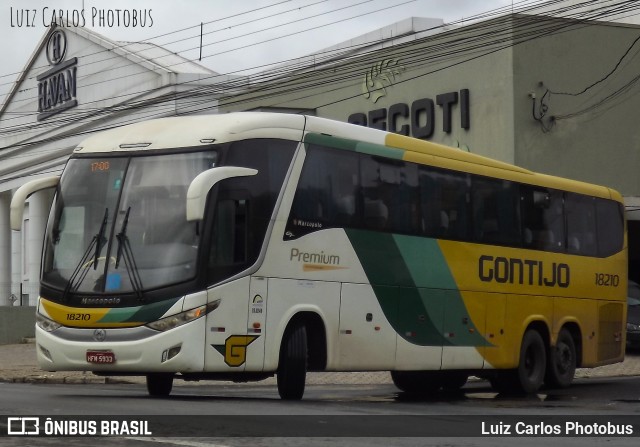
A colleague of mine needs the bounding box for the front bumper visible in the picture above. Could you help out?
[36,317,206,373]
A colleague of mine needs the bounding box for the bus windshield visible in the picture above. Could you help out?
[42,150,218,294]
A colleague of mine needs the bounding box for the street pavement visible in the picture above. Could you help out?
[1,340,639,386]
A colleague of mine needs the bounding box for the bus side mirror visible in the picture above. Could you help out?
[186,166,257,221]
[10,176,60,231]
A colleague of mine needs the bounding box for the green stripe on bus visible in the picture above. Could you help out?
[97,306,141,323]
[97,298,180,324]
[303,133,358,151]
[354,141,404,159]
[346,229,489,347]
[392,235,456,289]
[304,133,404,159]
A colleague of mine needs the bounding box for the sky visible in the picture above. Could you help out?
[0,0,527,101]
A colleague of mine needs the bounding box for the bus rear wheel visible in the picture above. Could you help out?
[146,373,173,397]
[490,330,546,395]
[441,372,468,391]
[277,322,307,400]
[516,329,546,393]
[545,328,576,388]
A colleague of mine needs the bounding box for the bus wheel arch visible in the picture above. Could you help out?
[491,322,549,394]
[276,312,327,400]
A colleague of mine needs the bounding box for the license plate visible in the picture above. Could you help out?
[86,351,115,364]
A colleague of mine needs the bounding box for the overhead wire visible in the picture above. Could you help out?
[0,0,335,103]
[530,0,640,128]
[0,0,624,150]
[0,0,302,85]
[0,0,407,118]
[1,0,639,156]
[0,0,575,122]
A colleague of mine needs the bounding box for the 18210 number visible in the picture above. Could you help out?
[595,273,620,287]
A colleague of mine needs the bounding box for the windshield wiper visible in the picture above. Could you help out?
[93,208,109,270]
[115,207,144,301]
[114,207,130,269]
[63,208,108,301]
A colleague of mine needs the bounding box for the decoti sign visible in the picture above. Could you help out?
[37,29,78,121]
[348,89,470,140]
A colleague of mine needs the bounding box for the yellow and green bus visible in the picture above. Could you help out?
[11,113,626,399]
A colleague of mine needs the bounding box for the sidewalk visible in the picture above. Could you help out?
[1,340,639,386]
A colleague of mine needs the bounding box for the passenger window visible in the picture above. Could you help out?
[472,177,520,246]
[288,146,359,238]
[596,199,624,257]
[521,187,564,252]
[419,167,470,240]
[566,193,597,256]
[360,155,419,234]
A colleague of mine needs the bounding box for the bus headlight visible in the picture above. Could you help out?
[146,299,220,332]
[36,312,61,332]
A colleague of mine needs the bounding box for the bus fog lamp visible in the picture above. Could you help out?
[39,344,53,361]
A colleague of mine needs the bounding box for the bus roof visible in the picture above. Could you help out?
[73,113,621,202]
[73,113,307,153]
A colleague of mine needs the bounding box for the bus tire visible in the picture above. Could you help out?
[489,373,516,394]
[441,372,468,391]
[516,329,546,394]
[277,322,307,400]
[146,373,173,397]
[391,371,441,395]
[545,328,576,388]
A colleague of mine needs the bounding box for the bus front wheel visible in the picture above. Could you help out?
[277,322,308,400]
[545,328,576,388]
[391,371,442,395]
[146,373,173,397]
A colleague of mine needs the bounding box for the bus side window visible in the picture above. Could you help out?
[287,146,359,238]
[472,176,520,246]
[565,193,597,256]
[596,198,624,257]
[210,197,248,266]
[521,187,564,252]
[419,166,470,240]
[360,155,419,234]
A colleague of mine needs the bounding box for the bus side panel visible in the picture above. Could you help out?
[339,283,396,370]
[474,292,508,369]
[442,289,487,370]
[263,278,340,372]
[480,295,554,370]
[204,277,251,372]
[552,297,598,366]
[394,287,444,371]
[596,301,625,365]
